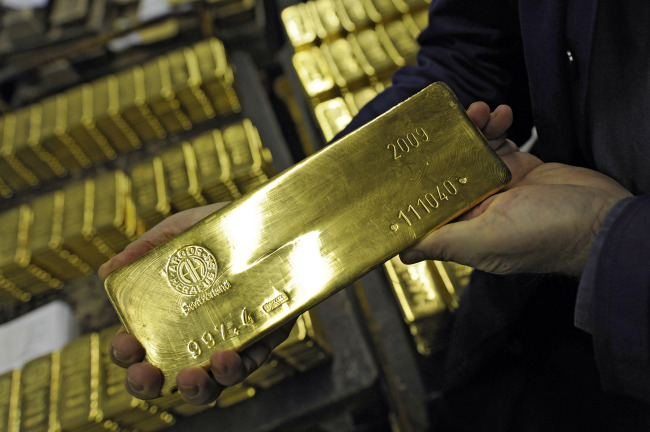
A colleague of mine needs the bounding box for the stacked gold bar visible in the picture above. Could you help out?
[384,257,471,355]
[0,311,330,432]
[0,38,240,199]
[19,353,60,432]
[0,119,271,304]
[0,205,62,300]
[283,0,430,145]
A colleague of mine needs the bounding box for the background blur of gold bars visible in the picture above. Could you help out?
[0,1,475,431]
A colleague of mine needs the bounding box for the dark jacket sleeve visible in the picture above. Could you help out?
[577,195,650,402]
[335,0,532,142]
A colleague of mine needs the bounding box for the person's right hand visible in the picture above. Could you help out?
[400,102,632,277]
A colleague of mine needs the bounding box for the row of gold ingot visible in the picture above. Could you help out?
[284,1,469,356]
[0,310,331,432]
[283,0,429,145]
[0,37,240,199]
[0,120,272,307]
[384,258,472,356]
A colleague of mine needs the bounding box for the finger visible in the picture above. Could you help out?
[400,216,500,271]
[176,366,222,405]
[466,101,491,130]
[110,329,145,367]
[126,362,164,400]
[500,151,544,186]
[210,321,295,387]
[483,105,513,140]
[493,138,520,157]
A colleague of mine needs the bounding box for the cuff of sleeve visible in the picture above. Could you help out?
[574,197,636,333]
[580,195,650,401]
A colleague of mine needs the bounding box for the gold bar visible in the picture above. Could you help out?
[280,4,317,50]
[349,29,400,81]
[432,260,473,310]
[160,143,207,212]
[314,97,353,142]
[29,192,91,280]
[190,129,240,203]
[385,257,448,326]
[384,19,419,65]
[105,83,510,394]
[292,47,337,104]
[0,113,40,190]
[215,383,255,408]
[118,67,166,142]
[221,120,269,193]
[364,0,400,23]
[321,39,369,92]
[13,106,59,183]
[272,310,332,373]
[129,158,171,230]
[61,180,114,268]
[39,95,84,174]
[344,85,379,115]
[58,333,104,432]
[338,0,372,31]
[20,353,59,432]
[0,371,14,432]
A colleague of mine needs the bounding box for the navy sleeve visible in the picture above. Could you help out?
[577,195,650,402]
[334,0,532,142]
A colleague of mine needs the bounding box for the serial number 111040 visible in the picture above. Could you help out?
[397,179,462,226]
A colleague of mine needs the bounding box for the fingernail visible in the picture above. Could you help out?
[112,347,129,363]
[179,385,199,398]
[214,363,229,377]
[127,376,144,395]
[401,251,425,264]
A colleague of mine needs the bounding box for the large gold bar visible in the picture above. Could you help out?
[105,83,510,394]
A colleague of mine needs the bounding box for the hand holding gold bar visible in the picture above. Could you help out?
[103,83,511,396]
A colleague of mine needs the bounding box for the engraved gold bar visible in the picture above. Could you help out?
[105,83,510,394]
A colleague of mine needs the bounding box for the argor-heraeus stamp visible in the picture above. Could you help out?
[166,245,218,296]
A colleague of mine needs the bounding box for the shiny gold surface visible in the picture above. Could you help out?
[105,83,510,394]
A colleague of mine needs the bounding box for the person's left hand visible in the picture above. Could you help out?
[99,203,294,405]
[400,102,632,277]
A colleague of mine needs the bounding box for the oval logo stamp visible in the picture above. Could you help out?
[166,245,218,296]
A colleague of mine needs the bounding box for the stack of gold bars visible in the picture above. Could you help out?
[282,0,430,144]
[0,119,272,307]
[0,38,240,199]
[384,257,472,355]
[0,309,331,432]
[283,1,478,356]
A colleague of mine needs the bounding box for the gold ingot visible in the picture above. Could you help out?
[292,47,337,103]
[385,257,448,325]
[20,353,60,432]
[345,86,379,115]
[384,19,419,64]
[105,83,510,394]
[432,260,472,310]
[58,333,104,431]
[321,39,368,92]
[281,3,317,50]
[337,0,372,32]
[314,97,353,142]
[363,0,400,23]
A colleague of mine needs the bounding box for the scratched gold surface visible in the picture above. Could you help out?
[105,82,510,394]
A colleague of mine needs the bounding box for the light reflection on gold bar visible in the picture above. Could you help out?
[105,83,510,394]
